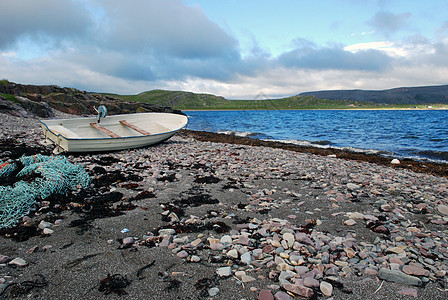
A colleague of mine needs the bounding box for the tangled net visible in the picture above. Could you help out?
[0,154,90,229]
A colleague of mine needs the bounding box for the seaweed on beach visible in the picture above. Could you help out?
[195,275,221,298]
[194,175,220,184]
[157,172,177,182]
[98,274,131,295]
[136,260,155,280]
[0,274,48,298]
[0,137,51,161]
[170,187,219,207]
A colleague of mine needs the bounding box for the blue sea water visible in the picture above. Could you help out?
[184,110,448,162]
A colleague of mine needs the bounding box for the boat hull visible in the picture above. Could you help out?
[40,112,188,153]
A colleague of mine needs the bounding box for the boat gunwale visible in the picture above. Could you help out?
[39,113,188,141]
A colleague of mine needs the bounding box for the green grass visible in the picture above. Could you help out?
[0,93,17,103]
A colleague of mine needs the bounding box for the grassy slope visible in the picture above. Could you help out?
[103,90,446,110]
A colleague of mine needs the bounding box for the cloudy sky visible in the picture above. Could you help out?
[1,0,447,99]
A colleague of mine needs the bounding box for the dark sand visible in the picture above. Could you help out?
[1,113,448,299]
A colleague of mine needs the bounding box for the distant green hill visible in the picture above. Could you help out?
[104,90,388,110]
[301,84,448,104]
[102,90,232,109]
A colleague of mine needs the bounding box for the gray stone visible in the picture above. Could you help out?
[122,237,135,245]
[320,281,333,297]
[176,250,189,259]
[278,271,294,287]
[159,235,173,247]
[38,221,52,230]
[216,266,232,277]
[241,252,252,265]
[43,228,54,235]
[241,274,256,283]
[0,255,11,264]
[8,257,27,267]
[190,255,201,262]
[437,204,448,216]
[208,287,220,297]
[347,183,360,190]
[303,277,320,288]
[295,266,310,275]
[227,249,239,258]
[158,228,176,236]
[378,268,422,286]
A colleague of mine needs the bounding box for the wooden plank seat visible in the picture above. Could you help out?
[90,123,121,138]
[119,120,151,135]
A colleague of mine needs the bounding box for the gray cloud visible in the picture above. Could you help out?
[94,0,239,59]
[0,0,94,49]
[367,11,411,36]
[277,43,393,71]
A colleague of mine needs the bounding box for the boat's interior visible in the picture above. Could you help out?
[41,113,187,139]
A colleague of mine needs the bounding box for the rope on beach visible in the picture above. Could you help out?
[0,154,90,229]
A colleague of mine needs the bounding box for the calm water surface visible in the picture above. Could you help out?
[185,110,448,162]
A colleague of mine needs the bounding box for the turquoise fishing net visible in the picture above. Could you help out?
[0,154,91,229]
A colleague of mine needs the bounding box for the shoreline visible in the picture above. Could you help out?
[182,129,448,178]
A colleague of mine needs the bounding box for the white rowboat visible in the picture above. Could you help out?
[40,112,188,154]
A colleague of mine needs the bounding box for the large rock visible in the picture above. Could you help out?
[0,96,29,117]
[378,268,422,286]
[15,96,55,118]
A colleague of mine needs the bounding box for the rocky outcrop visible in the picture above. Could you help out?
[0,96,29,118]
[15,96,55,118]
[0,81,183,117]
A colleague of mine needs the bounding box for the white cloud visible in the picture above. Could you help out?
[344,41,436,58]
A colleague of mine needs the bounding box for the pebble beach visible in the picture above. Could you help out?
[1,112,448,299]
